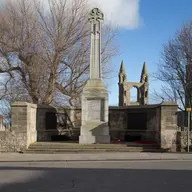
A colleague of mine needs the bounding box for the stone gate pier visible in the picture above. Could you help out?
[0,102,37,152]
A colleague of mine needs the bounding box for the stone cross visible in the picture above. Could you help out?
[88,8,104,79]
[79,8,110,144]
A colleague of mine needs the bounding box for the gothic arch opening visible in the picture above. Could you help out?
[130,86,139,103]
[145,90,148,97]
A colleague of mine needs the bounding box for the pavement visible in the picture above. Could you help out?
[1,152,192,162]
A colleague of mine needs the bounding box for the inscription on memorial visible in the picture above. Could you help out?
[87,99,101,120]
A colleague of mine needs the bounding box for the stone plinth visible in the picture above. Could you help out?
[79,79,110,144]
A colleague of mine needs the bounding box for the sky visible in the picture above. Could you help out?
[102,0,192,105]
[1,0,192,106]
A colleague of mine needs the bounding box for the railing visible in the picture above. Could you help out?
[56,113,72,136]
[45,111,75,137]
[60,109,75,137]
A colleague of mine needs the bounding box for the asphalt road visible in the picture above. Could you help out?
[0,160,192,192]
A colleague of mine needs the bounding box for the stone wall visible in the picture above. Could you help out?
[160,102,178,152]
[0,115,5,131]
[36,105,81,141]
[109,108,127,140]
[176,130,192,152]
[69,102,178,150]
[0,101,178,152]
[36,105,57,141]
[0,130,16,152]
[35,104,164,143]
[68,107,81,139]
[44,103,177,150]
[109,105,160,142]
[176,111,192,152]
[0,102,37,152]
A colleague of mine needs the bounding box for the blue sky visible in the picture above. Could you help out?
[1,0,192,106]
[108,0,192,105]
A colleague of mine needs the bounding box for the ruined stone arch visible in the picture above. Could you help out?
[118,61,149,106]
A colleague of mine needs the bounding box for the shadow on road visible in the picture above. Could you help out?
[0,166,191,192]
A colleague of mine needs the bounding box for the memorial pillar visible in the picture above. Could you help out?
[79,8,110,144]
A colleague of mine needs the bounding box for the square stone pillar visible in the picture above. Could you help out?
[79,79,110,144]
[11,102,37,150]
[160,102,178,152]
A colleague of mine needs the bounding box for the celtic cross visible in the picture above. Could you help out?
[88,8,104,24]
[88,8,104,79]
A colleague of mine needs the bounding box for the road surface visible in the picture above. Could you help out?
[0,160,192,192]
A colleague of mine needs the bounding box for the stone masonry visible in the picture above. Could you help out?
[0,115,5,131]
[36,105,57,141]
[0,101,178,152]
[160,102,178,151]
[119,61,149,106]
[0,102,37,152]
[79,8,110,144]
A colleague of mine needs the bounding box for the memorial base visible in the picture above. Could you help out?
[79,135,110,144]
[79,79,110,144]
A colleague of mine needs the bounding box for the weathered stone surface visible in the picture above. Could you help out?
[0,116,5,131]
[0,102,37,152]
[160,102,178,152]
[36,105,57,141]
[36,105,81,141]
[79,80,110,144]
[79,8,110,144]
[119,61,149,106]
[36,105,56,130]
[177,131,192,152]
[0,100,179,152]
[87,99,102,121]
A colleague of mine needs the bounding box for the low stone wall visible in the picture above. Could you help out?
[109,105,161,142]
[69,107,81,129]
[36,105,57,141]
[36,105,81,141]
[0,101,178,152]
[60,107,81,139]
[0,102,37,152]
[36,103,177,151]
[35,104,162,142]
[176,130,192,152]
[0,116,5,131]
[0,130,16,152]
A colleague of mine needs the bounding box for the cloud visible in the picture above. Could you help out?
[1,0,141,29]
[87,0,141,29]
[40,0,141,29]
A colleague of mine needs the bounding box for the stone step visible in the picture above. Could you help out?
[30,142,159,148]
[25,148,165,154]
[28,145,159,150]
[26,142,163,153]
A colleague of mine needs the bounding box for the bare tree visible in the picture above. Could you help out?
[0,0,118,113]
[154,21,192,111]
